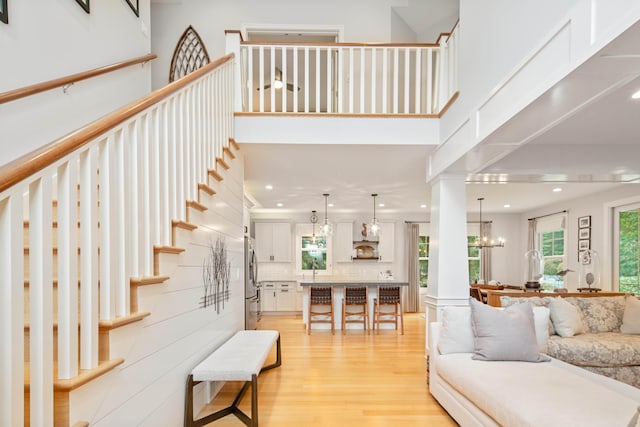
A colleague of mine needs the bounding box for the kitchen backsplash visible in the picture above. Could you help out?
[257,261,395,281]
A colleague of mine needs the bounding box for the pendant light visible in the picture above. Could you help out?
[468,197,505,248]
[320,193,333,236]
[310,210,318,244]
[369,193,380,238]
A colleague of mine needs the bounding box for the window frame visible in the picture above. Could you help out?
[535,214,567,290]
[295,223,332,275]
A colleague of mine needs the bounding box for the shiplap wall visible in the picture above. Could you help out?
[68,151,246,425]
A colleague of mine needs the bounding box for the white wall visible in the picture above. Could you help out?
[0,1,152,166]
[519,184,640,291]
[390,9,416,43]
[69,151,246,425]
[150,0,404,90]
[440,0,580,141]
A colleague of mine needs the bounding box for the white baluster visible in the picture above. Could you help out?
[270,46,276,113]
[427,48,433,114]
[293,48,299,112]
[393,48,399,114]
[114,129,128,316]
[359,47,365,113]
[57,158,79,379]
[29,176,54,427]
[415,48,422,114]
[259,46,265,113]
[349,47,354,113]
[371,48,377,114]
[382,48,388,114]
[281,46,287,113]
[337,47,343,113]
[326,47,332,113]
[315,48,321,113]
[304,47,309,113]
[127,120,141,279]
[140,114,153,276]
[404,47,410,114]
[0,193,25,427]
[99,136,115,321]
[248,47,254,112]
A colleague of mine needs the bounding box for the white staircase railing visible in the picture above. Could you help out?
[226,24,458,115]
[0,53,234,427]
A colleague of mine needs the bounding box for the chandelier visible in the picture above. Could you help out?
[320,193,333,236]
[369,193,380,237]
[468,198,505,249]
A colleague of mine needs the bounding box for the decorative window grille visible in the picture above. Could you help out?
[169,25,211,83]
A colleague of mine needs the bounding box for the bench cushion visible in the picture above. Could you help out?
[192,330,279,382]
[547,332,640,367]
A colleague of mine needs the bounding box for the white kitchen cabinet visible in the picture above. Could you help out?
[255,222,291,262]
[335,222,354,262]
[260,281,299,312]
[378,222,395,262]
[260,282,278,312]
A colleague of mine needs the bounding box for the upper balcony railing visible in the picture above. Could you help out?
[225,23,458,116]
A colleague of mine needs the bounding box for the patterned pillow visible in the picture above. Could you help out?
[501,296,554,335]
[572,296,625,333]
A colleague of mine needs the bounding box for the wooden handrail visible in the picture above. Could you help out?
[0,53,158,105]
[241,40,439,48]
[0,53,234,194]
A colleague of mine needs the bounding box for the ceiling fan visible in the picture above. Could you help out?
[257,67,300,92]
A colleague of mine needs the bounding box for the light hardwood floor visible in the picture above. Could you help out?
[199,313,457,426]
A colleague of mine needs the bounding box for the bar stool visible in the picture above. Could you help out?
[342,286,369,333]
[307,286,334,335]
[373,286,403,334]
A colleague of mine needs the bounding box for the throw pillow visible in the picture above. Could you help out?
[469,298,550,362]
[532,306,551,353]
[621,296,640,335]
[548,297,587,337]
[437,306,474,354]
[574,296,625,333]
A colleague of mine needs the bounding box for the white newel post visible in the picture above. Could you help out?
[425,174,469,352]
[225,31,242,112]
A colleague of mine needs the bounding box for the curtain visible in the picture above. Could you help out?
[481,221,492,284]
[406,223,420,312]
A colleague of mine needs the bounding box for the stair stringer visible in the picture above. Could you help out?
[66,145,246,426]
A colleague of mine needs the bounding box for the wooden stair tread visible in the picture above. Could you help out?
[223,146,235,159]
[198,183,216,196]
[186,200,207,211]
[215,156,230,170]
[153,245,185,254]
[208,168,224,182]
[130,275,170,286]
[172,220,197,231]
[24,358,124,392]
[229,138,240,151]
[99,311,151,330]
[71,422,89,427]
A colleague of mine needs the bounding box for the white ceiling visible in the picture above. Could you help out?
[242,3,640,217]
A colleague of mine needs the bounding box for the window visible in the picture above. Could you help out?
[300,235,327,271]
[615,204,640,295]
[468,236,481,283]
[535,215,567,290]
[418,236,429,287]
[296,223,332,274]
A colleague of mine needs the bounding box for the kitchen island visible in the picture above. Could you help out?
[299,280,409,331]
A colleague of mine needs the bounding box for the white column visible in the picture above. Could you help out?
[426,174,469,338]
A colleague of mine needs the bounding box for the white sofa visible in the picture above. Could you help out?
[429,306,640,427]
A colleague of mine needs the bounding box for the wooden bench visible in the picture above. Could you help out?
[184,330,281,427]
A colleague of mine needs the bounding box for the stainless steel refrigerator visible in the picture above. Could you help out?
[244,236,259,330]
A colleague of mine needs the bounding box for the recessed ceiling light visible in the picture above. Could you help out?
[265,185,273,190]
[328,203,334,207]
[420,204,427,208]
[552,187,562,192]
[276,203,283,207]
[503,204,511,208]
[632,90,640,99]
[378,203,385,207]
